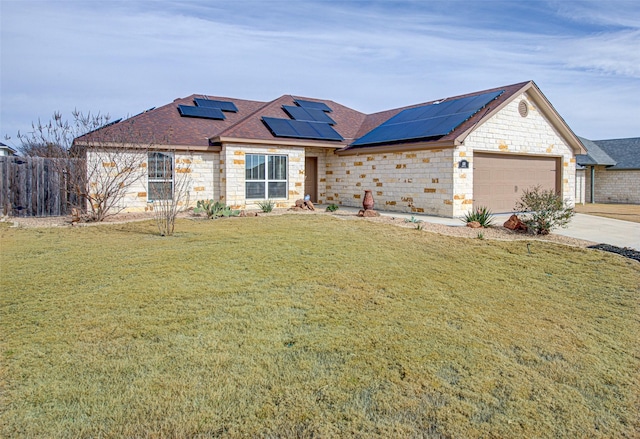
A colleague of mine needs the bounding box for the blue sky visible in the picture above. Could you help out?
[1,0,639,148]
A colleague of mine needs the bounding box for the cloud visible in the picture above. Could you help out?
[1,0,639,144]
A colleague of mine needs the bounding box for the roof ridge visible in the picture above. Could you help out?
[214,95,293,139]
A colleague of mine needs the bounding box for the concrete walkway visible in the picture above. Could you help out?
[331,206,639,250]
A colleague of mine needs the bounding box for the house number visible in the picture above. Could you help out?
[458,159,469,169]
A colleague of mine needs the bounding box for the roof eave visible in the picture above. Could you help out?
[336,139,457,156]
[213,136,346,149]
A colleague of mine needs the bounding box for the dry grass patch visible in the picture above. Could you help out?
[1,215,639,438]
[575,203,640,223]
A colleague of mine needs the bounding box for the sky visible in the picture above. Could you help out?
[1,0,639,149]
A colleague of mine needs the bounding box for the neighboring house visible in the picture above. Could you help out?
[78,80,585,217]
[0,143,17,157]
[576,137,640,204]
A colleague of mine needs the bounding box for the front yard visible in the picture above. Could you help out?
[1,215,638,438]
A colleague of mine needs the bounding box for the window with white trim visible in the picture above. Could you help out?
[246,154,287,199]
[148,152,173,200]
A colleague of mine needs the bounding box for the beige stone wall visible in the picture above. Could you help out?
[88,150,219,213]
[575,168,586,204]
[220,144,305,209]
[459,92,577,216]
[585,167,640,204]
[325,148,456,216]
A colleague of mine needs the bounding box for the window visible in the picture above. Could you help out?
[246,154,287,199]
[148,152,173,200]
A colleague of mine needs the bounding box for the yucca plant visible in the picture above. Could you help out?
[462,206,495,227]
[257,199,276,213]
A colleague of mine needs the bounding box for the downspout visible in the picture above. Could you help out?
[590,166,595,203]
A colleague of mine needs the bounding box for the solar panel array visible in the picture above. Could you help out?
[193,99,238,112]
[178,105,225,120]
[352,90,504,146]
[282,105,336,125]
[294,99,333,112]
[262,117,343,141]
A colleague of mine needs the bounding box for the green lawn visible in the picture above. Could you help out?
[1,215,638,438]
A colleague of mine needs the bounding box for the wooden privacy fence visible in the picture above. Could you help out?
[0,156,85,217]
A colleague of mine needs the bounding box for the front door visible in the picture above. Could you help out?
[304,156,318,203]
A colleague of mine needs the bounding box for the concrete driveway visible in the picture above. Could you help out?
[552,213,639,251]
[334,206,639,250]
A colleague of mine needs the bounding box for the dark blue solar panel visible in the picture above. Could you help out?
[352,90,504,146]
[178,105,225,120]
[262,117,343,141]
[193,99,238,112]
[282,106,336,125]
[294,99,332,113]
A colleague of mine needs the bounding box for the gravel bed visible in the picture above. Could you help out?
[2,209,597,250]
[587,244,640,262]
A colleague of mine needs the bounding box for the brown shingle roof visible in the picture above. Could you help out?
[214,95,366,146]
[78,80,584,154]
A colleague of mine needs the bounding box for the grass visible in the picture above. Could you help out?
[1,215,639,438]
[575,203,640,223]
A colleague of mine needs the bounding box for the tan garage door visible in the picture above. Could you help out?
[473,153,559,213]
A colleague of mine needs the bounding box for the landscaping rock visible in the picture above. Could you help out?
[503,214,527,232]
[588,244,640,262]
[466,221,482,228]
[292,199,315,211]
[357,209,380,217]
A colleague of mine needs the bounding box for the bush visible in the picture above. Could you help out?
[326,203,339,212]
[514,186,574,235]
[462,206,494,227]
[194,200,240,219]
[257,199,276,213]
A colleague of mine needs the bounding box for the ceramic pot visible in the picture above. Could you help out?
[363,190,374,210]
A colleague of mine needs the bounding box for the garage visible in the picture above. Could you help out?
[473,153,559,213]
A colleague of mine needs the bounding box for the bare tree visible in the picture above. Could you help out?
[150,152,192,236]
[16,110,163,221]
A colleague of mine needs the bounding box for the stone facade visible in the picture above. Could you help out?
[88,150,218,213]
[584,167,640,204]
[458,92,576,216]
[323,92,577,217]
[325,149,456,216]
[89,92,581,217]
[220,144,305,209]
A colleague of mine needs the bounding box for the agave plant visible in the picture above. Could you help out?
[462,206,495,227]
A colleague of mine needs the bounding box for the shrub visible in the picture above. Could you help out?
[404,216,423,224]
[514,186,575,235]
[194,200,240,219]
[257,199,276,213]
[326,203,339,212]
[462,206,494,227]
